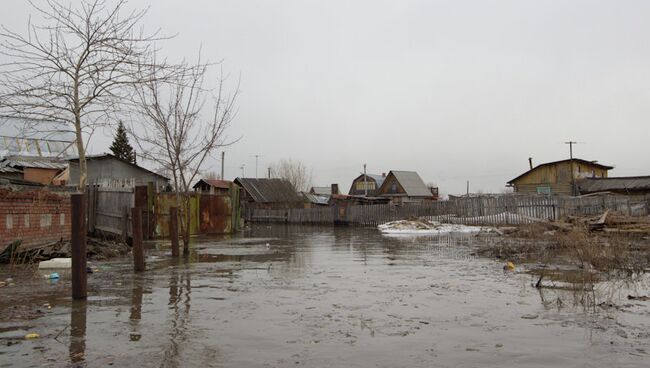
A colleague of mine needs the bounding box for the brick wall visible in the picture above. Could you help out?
[0,188,71,248]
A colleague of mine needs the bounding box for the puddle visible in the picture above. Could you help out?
[0,225,649,367]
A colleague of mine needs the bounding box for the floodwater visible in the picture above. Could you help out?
[1,225,649,367]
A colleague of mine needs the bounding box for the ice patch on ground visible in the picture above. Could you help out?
[378,219,485,235]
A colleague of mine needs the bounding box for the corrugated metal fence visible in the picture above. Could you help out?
[250,194,650,227]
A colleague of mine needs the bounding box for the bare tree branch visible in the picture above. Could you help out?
[0,0,173,188]
[128,51,239,250]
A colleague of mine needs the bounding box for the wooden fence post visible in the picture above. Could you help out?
[121,206,129,243]
[131,207,145,272]
[170,206,179,258]
[71,193,87,300]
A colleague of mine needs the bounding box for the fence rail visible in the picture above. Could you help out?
[249,194,650,227]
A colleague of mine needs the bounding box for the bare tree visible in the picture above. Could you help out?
[0,0,168,187]
[270,158,313,192]
[130,55,238,254]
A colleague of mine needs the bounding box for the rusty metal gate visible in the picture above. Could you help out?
[199,194,232,234]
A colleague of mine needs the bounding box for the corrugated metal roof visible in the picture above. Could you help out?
[1,156,68,169]
[68,153,170,180]
[578,176,650,194]
[235,178,302,203]
[386,171,432,197]
[302,192,330,205]
[310,186,332,195]
[0,161,22,173]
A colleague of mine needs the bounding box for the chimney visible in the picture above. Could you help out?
[381,172,386,177]
[331,183,339,195]
[528,157,533,170]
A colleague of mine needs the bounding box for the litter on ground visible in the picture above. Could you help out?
[38,258,71,269]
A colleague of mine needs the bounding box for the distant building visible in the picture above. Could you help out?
[64,153,169,188]
[193,179,232,195]
[376,171,435,204]
[578,176,650,198]
[507,158,613,196]
[348,173,386,196]
[234,177,303,209]
[301,192,330,208]
[310,186,337,196]
[0,156,67,185]
[0,116,76,185]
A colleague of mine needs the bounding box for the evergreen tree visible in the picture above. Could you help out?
[109,121,136,164]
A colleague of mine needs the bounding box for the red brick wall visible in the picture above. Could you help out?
[0,188,71,248]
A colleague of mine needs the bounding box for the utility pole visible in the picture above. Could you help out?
[363,163,367,197]
[268,167,271,179]
[240,164,245,178]
[251,154,262,179]
[466,180,469,196]
[220,151,225,180]
[565,141,578,195]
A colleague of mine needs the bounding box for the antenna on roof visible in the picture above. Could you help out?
[250,154,262,179]
[564,141,577,159]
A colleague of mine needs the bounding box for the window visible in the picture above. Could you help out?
[536,186,551,195]
[356,181,375,191]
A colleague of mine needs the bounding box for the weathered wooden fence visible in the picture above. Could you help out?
[249,194,650,227]
[88,186,135,240]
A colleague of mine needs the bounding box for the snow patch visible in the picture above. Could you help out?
[378,219,485,235]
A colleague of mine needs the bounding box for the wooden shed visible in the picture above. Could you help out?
[234,177,303,209]
[578,176,650,198]
[193,179,232,195]
[507,158,613,196]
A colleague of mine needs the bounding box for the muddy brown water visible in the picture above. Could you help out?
[1,225,649,367]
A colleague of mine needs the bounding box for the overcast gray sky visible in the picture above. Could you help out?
[4,0,650,195]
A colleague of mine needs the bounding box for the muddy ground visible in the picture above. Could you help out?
[1,225,649,367]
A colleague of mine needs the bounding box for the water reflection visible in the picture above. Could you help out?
[69,300,87,365]
[161,263,192,368]
[129,274,145,341]
[13,224,647,368]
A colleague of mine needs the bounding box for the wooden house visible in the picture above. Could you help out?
[348,173,386,196]
[376,171,434,204]
[234,177,303,209]
[507,159,613,195]
[193,179,232,195]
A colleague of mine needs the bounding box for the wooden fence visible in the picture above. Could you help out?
[88,186,135,239]
[249,194,650,227]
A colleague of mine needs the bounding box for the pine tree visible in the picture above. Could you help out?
[109,121,136,164]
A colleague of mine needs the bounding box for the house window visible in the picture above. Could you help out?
[536,185,551,195]
[40,214,52,228]
[390,183,397,193]
[356,181,375,191]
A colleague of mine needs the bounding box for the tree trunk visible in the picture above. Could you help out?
[181,194,191,256]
